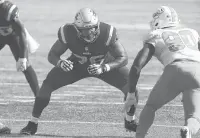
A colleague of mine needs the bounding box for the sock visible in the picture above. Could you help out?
[30,116,39,124]
[126,114,136,121]
[185,117,200,135]
[32,97,50,118]
[23,66,40,97]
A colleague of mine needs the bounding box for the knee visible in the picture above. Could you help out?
[37,82,54,98]
[145,103,160,112]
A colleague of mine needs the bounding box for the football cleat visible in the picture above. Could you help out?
[180,126,191,138]
[124,118,138,132]
[20,121,38,135]
[0,126,11,134]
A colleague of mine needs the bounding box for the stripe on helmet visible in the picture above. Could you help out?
[106,25,114,46]
[6,4,17,21]
[60,25,67,44]
[168,7,178,23]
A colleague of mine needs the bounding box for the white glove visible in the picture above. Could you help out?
[57,59,73,72]
[123,92,137,113]
[87,64,110,75]
[16,58,28,72]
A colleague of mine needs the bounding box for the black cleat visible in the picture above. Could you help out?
[0,126,11,134]
[20,121,38,135]
[124,118,138,132]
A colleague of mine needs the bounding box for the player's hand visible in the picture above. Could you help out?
[123,92,138,113]
[16,58,28,72]
[87,64,105,75]
[57,59,73,72]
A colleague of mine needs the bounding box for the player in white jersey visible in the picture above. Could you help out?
[123,6,200,138]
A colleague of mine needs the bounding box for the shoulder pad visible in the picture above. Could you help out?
[106,25,118,46]
[57,24,73,44]
[0,1,19,21]
[143,30,161,46]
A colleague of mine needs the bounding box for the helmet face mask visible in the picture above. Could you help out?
[150,6,180,30]
[74,8,100,43]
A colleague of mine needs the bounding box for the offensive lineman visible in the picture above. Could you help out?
[0,0,40,134]
[20,8,137,135]
[123,6,200,138]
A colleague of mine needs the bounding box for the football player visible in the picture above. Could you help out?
[20,8,138,135]
[0,0,40,134]
[123,6,200,138]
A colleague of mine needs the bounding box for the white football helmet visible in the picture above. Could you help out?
[150,6,180,30]
[0,0,4,4]
[74,8,100,43]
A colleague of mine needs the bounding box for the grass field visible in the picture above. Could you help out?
[0,0,200,137]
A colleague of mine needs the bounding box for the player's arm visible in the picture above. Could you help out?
[129,43,155,93]
[11,17,27,58]
[107,40,128,70]
[198,38,200,51]
[106,28,128,70]
[48,40,69,66]
[48,25,70,67]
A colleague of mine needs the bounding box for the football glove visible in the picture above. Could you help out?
[123,92,138,113]
[87,63,110,75]
[57,59,73,72]
[16,58,28,72]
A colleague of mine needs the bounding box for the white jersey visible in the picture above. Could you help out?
[144,27,200,66]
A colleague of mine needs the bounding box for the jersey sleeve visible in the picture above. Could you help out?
[105,26,118,46]
[1,1,19,21]
[57,24,68,44]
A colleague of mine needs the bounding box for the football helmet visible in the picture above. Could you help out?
[150,6,180,30]
[0,0,4,4]
[74,8,100,43]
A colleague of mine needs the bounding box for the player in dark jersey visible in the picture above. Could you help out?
[0,0,40,134]
[20,8,138,135]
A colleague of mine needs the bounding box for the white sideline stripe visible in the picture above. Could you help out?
[0,98,183,107]
[0,119,181,128]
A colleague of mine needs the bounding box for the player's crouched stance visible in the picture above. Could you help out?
[124,6,200,138]
[20,8,137,135]
[0,0,40,134]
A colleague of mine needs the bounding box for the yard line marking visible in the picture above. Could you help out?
[0,67,161,75]
[0,119,182,128]
[52,94,85,96]
[64,91,110,94]
[0,98,183,107]
[0,82,153,89]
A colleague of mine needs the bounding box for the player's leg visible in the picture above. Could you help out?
[180,61,200,138]
[8,35,39,97]
[20,66,87,135]
[98,66,138,132]
[0,37,11,134]
[181,89,200,138]
[136,64,182,138]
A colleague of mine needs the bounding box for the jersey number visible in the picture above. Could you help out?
[73,54,104,64]
[162,30,196,52]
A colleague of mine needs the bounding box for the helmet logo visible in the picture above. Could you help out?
[153,8,165,19]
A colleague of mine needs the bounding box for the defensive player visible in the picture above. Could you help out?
[0,0,40,134]
[20,8,137,135]
[123,6,200,138]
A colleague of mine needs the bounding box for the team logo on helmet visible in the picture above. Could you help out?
[150,6,180,30]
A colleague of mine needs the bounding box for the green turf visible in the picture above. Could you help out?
[0,0,199,137]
